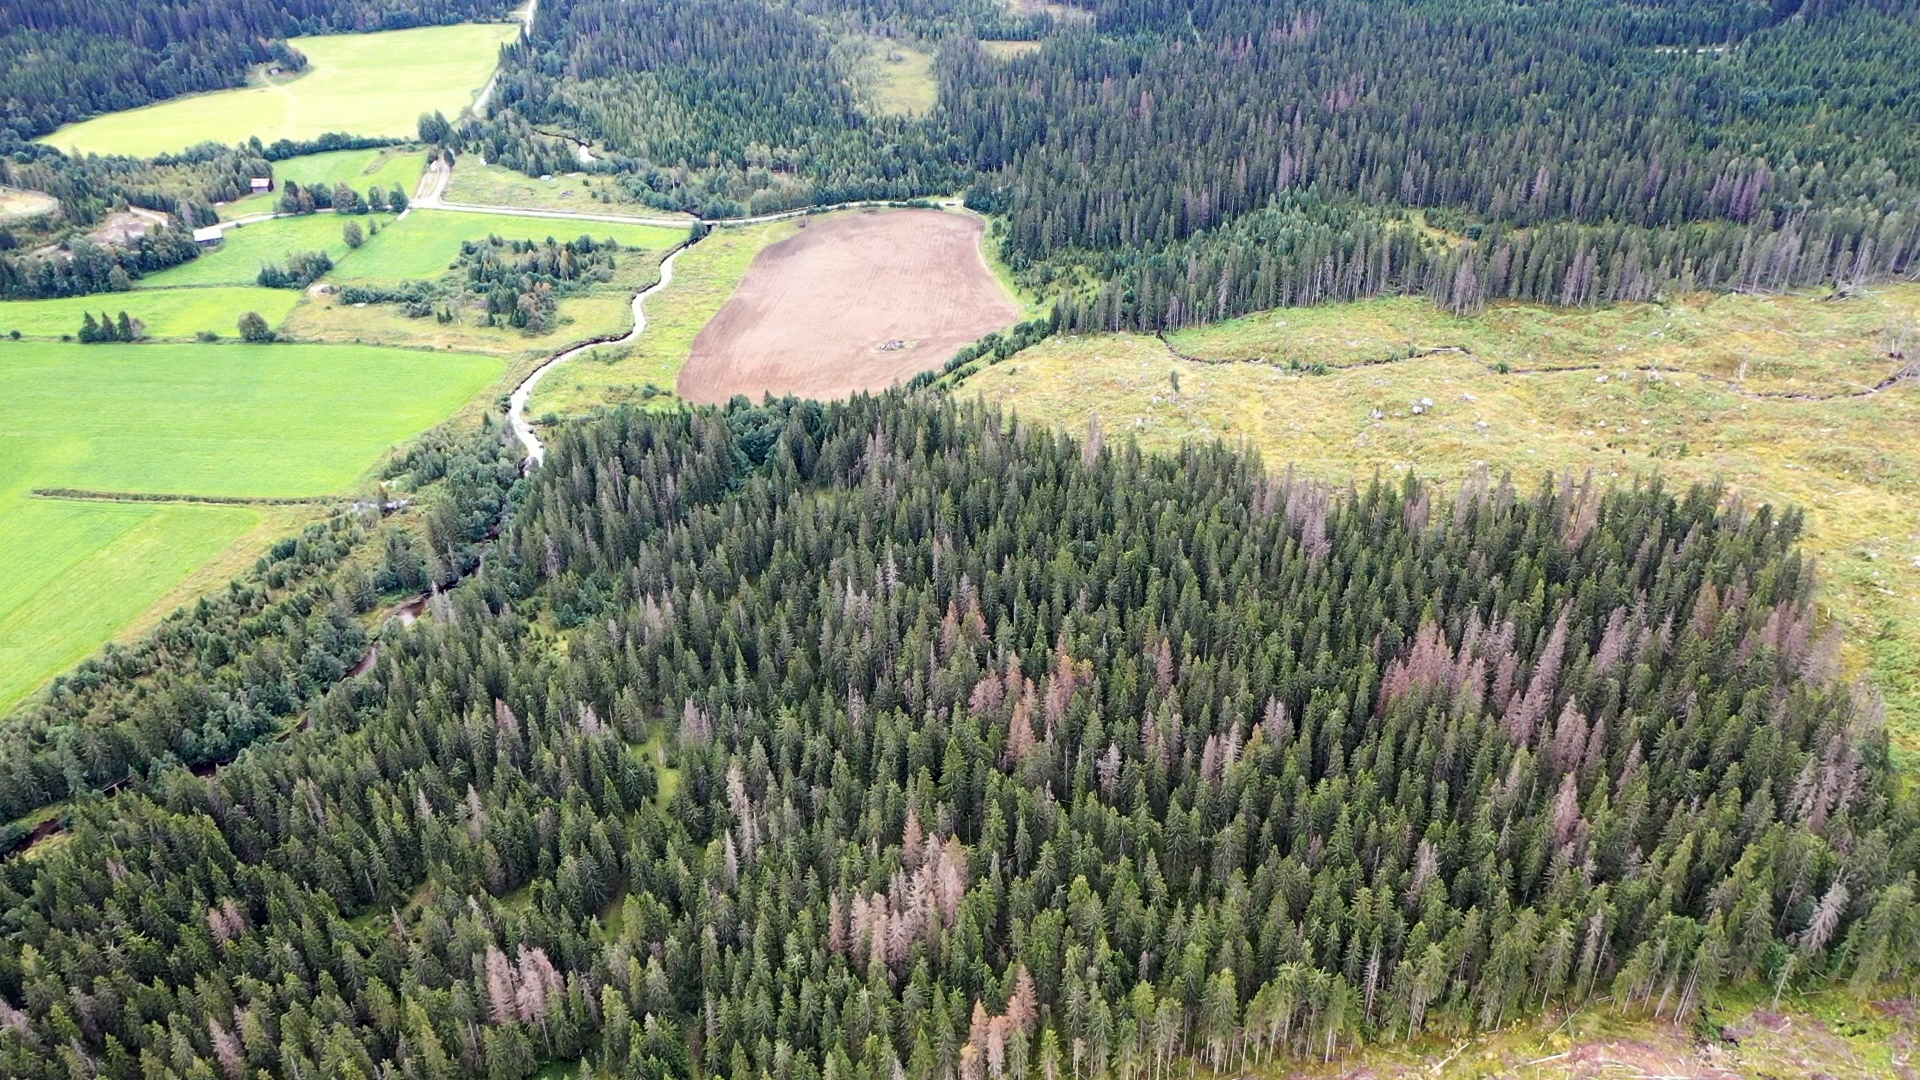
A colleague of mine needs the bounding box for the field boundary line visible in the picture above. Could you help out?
[33,488,340,507]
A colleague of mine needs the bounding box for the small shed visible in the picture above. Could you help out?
[192,225,224,244]
[249,177,273,193]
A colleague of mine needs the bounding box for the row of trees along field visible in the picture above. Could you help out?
[275,178,411,215]
[0,0,515,141]
[465,0,1920,325]
[4,394,1916,1080]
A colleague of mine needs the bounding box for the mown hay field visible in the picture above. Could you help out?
[221,148,428,220]
[35,23,519,158]
[963,285,1920,744]
[0,496,260,717]
[0,340,502,711]
[0,287,300,341]
[330,209,686,282]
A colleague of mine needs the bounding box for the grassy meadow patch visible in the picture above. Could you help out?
[0,339,502,710]
[980,40,1045,59]
[857,39,938,116]
[284,250,667,356]
[331,209,687,282]
[1168,289,1912,396]
[442,162,680,215]
[528,218,798,417]
[222,148,428,219]
[0,288,300,341]
[36,23,519,158]
[963,284,1920,744]
[1004,0,1095,24]
[141,213,399,288]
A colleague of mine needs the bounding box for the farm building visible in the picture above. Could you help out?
[250,177,274,193]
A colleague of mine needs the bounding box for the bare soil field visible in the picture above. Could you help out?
[0,186,58,225]
[677,209,1019,403]
[85,210,162,246]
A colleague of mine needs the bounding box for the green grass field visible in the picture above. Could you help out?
[142,213,400,288]
[36,23,519,158]
[0,287,300,340]
[963,284,1920,746]
[332,209,687,282]
[857,40,939,116]
[4,341,502,495]
[284,250,665,356]
[443,163,680,214]
[0,339,503,711]
[530,219,796,417]
[222,148,428,219]
[0,496,258,715]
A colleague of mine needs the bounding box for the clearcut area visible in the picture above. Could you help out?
[34,23,520,158]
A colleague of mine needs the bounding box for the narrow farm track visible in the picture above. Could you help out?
[493,196,971,468]
[469,0,539,118]
[1150,333,1919,401]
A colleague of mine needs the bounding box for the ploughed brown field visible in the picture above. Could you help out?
[676,209,1020,403]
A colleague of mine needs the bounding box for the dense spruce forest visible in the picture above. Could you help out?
[4,395,1916,1080]
[463,0,1920,324]
[469,0,987,215]
[0,0,514,141]
[15,0,1920,314]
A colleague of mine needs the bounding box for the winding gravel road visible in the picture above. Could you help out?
[507,240,693,468]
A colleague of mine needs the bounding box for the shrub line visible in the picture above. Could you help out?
[33,488,337,506]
